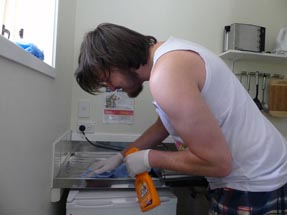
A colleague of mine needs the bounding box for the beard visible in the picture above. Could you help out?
[128,85,143,98]
[123,70,144,98]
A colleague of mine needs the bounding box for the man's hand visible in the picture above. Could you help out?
[90,152,123,174]
[124,149,151,177]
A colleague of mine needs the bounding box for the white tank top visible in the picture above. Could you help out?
[152,37,287,191]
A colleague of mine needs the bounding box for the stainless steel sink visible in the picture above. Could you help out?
[52,140,207,189]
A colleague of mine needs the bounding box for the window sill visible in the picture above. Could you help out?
[0,35,56,78]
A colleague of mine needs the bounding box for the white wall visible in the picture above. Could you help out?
[0,0,76,214]
[71,0,287,140]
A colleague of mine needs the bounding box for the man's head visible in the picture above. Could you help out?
[75,23,157,96]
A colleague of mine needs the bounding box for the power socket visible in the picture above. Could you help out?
[77,122,96,134]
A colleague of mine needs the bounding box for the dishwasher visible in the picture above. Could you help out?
[51,137,208,215]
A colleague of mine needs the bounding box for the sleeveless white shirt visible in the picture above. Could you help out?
[152,37,287,191]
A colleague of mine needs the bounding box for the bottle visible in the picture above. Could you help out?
[125,147,160,212]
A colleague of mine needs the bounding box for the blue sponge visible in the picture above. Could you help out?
[80,163,129,178]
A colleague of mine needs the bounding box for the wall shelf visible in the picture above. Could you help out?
[219,49,287,64]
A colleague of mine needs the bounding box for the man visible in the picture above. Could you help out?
[75,23,287,214]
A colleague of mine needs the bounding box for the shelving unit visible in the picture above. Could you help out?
[219,49,287,64]
[219,49,287,72]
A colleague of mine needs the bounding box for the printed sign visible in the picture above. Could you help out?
[103,89,134,124]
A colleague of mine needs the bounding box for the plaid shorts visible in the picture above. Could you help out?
[209,183,287,215]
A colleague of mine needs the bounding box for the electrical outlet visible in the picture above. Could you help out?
[77,121,96,134]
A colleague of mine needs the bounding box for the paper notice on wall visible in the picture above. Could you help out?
[103,89,134,124]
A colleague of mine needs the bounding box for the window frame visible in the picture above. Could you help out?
[0,35,56,78]
[0,0,58,78]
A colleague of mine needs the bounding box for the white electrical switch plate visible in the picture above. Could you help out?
[78,100,90,118]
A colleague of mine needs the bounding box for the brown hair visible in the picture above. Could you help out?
[75,23,157,95]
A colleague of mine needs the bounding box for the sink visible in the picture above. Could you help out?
[52,140,207,189]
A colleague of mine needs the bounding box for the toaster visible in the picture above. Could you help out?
[223,23,266,52]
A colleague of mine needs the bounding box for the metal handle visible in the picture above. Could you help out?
[262,73,266,90]
[19,28,24,39]
[1,24,10,39]
[255,71,260,85]
[247,72,251,92]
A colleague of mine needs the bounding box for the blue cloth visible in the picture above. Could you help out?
[15,41,44,61]
[80,163,129,178]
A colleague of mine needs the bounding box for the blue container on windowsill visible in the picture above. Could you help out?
[15,41,44,61]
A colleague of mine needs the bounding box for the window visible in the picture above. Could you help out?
[0,0,58,67]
